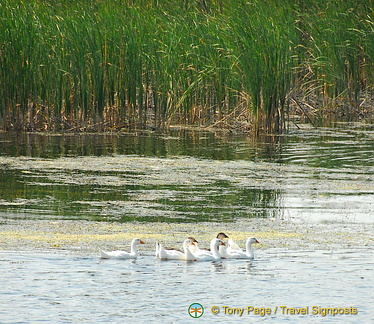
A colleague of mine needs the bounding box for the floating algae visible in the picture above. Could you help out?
[0,218,372,256]
[0,154,372,223]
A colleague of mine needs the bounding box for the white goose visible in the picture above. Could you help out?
[155,237,197,258]
[100,238,145,259]
[219,238,240,258]
[156,238,196,261]
[227,238,242,251]
[190,238,225,261]
[189,233,229,255]
[216,232,230,257]
[225,237,259,259]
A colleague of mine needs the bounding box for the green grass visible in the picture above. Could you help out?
[0,0,373,132]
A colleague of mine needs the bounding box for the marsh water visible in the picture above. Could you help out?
[0,123,373,323]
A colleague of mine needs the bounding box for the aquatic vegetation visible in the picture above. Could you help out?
[0,218,372,254]
[0,0,373,132]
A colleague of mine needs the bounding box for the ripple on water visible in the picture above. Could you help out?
[1,249,373,323]
[0,154,372,223]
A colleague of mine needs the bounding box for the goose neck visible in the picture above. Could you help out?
[245,240,254,258]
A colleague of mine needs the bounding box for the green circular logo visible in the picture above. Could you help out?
[188,303,204,318]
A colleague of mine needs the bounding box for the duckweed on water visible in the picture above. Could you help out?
[1,154,372,223]
[0,219,372,255]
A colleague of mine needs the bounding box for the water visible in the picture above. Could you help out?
[1,249,372,323]
[0,124,373,223]
[0,123,373,323]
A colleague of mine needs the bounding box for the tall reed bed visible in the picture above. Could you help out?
[0,0,373,132]
[294,0,374,108]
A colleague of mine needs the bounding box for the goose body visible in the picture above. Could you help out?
[190,232,229,255]
[219,238,241,258]
[156,239,196,261]
[188,242,205,254]
[227,238,243,252]
[100,238,145,259]
[225,237,259,259]
[190,238,225,261]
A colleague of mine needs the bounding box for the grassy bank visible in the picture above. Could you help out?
[0,0,373,132]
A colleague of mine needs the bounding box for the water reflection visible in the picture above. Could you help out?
[1,124,373,168]
[0,123,373,223]
[209,260,254,274]
[0,157,283,222]
[1,130,281,160]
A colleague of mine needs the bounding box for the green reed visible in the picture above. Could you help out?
[228,1,299,132]
[0,0,372,132]
[295,0,374,104]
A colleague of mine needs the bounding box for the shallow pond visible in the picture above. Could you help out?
[0,123,373,322]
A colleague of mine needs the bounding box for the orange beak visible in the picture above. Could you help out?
[140,240,145,244]
[191,242,195,245]
[255,239,259,243]
[221,242,226,246]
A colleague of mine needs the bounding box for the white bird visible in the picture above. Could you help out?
[100,238,145,259]
[189,232,228,255]
[216,232,230,257]
[219,238,241,258]
[156,238,196,261]
[225,237,259,259]
[155,237,197,258]
[189,238,225,261]
[227,238,243,251]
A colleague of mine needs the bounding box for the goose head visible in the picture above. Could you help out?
[133,238,145,245]
[188,236,199,244]
[184,238,196,247]
[216,232,229,239]
[210,238,225,250]
[247,237,259,244]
